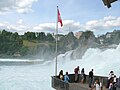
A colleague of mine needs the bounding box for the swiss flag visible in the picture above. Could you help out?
[57,8,63,27]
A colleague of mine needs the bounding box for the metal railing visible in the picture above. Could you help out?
[51,74,109,90]
[52,76,69,90]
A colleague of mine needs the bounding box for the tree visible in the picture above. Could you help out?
[36,32,46,41]
[46,33,55,42]
[24,32,36,40]
[0,30,24,56]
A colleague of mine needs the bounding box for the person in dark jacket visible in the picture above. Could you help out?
[59,70,64,80]
[89,69,94,88]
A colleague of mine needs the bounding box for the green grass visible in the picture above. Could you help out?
[23,40,56,50]
[23,40,39,47]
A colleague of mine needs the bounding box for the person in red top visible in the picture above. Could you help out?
[74,66,80,82]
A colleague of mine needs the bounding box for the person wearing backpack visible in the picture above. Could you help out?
[74,66,80,82]
[64,72,70,83]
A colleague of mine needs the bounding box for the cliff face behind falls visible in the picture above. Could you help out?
[0,30,120,60]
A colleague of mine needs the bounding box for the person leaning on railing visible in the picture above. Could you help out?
[59,70,64,80]
[64,72,70,83]
[81,68,86,83]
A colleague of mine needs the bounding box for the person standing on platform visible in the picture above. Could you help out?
[109,78,114,90]
[74,66,80,82]
[92,78,102,90]
[64,72,70,83]
[81,68,86,83]
[117,76,120,90]
[59,70,64,80]
[106,71,114,88]
[113,75,117,90]
[89,69,94,88]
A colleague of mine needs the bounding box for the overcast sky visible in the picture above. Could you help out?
[0,0,120,35]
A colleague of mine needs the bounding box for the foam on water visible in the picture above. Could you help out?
[0,44,120,90]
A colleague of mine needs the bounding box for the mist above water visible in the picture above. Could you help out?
[0,44,120,90]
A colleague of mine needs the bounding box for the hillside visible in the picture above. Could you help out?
[0,29,120,60]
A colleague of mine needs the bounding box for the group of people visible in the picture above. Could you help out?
[74,67,102,90]
[58,66,86,83]
[88,69,103,90]
[58,70,70,83]
[74,66,86,83]
[106,71,120,90]
[89,70,120,90]
[58,67,120,90]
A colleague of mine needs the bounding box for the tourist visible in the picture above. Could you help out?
[89,69,94,88]
[74,66,80,82]
[59,70,64,80]
[116,76,120,90]
[106,71,114,88]
[92,78,102,90]
[81,68,86,83]
[81,68,84,75]
[109,71,114,79]
[109,77,114,90]
[113,75,117,90]
[64,72,70,83]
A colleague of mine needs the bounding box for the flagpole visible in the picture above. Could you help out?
[55,6,58,76]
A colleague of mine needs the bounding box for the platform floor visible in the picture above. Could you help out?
[69,83,109,90]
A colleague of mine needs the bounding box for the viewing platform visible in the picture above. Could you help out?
[51,74,110,90]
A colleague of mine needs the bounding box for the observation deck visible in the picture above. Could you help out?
[51,74,112,90]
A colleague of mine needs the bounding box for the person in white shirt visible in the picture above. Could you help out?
[113,75,117,83]
[92,78,102,90]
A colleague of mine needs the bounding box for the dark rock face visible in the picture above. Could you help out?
[58,32,78,52]
[71,31,98,59]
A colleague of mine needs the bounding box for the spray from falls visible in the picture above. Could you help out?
[0,44,120,90]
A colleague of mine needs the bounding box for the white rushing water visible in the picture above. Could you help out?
[0,44,120,90]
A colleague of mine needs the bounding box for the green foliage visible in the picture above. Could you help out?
[0,30,24,56]
[3,29,120,59]
[36,32,46,41]
[24,32,36,40]
[46,33,55,42]
[0,30,56,58]
[19,46,29,56]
